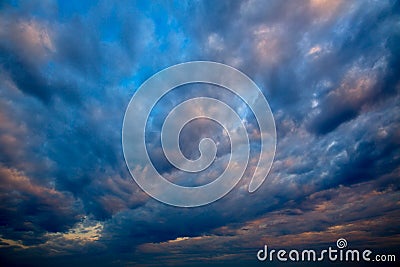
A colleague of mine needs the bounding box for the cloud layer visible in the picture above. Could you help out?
[0,0,399,266]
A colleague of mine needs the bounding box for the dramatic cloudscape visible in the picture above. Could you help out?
[0,0,399,266]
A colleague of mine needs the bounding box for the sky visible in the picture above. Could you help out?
[0,0,399,266]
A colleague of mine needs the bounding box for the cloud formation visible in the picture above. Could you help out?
[0,0,399,266]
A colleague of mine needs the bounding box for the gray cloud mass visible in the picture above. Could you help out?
[0,0,399,266]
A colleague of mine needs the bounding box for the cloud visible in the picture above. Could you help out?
[0,165,81,239]
[134,168,400,266]
[0,0,399,266]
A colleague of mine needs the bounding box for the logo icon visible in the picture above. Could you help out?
[336,238,348,249]
[122,61,276,207]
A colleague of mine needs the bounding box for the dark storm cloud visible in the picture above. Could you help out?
[0,49,52,103]
[0,11,83,104]
[183,0,399,134]
[0,166,81,242]
[0,0,399,266]
[0,0,155,220]
[132,167,400,266]
[305,1,400,134]
[0,0,199,247]
[99,91,399,261]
